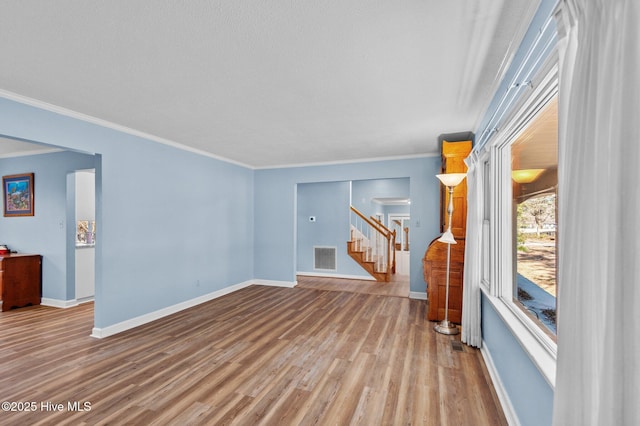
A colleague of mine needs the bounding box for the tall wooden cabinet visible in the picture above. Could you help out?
[423,140,472,323]
[0,254,42,311]
[439,140,471,238]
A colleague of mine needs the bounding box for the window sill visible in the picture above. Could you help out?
[482,285,557,388]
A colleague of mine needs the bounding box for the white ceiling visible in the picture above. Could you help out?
[0,1,539,168]
[0,138,60,158]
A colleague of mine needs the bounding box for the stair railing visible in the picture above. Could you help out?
[370,215,397,274]
[349,206,396,275]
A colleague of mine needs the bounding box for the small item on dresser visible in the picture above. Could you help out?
[0,244,10,255]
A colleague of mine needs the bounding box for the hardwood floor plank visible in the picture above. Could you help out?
[258,387,311,426]
[231,365,301,424]
[0,283,506,425]
[288,357,346,425]
[319,352,377,425]
[296,274,409,298]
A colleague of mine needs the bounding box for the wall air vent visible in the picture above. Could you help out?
[314,246,337,271]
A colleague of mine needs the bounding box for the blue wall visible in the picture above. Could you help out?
[0,97,254,329]
[296,181,366,277]
[482,295,554,425]
[382,204,410,217]
[0,151,96,301]
[254,157,440,293]
[352,177,410,219]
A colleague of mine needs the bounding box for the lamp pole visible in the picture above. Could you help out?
[434,173,466,335]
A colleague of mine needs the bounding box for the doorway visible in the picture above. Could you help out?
[74,169,96,303]
[295,177,410,296]
[388,214,410,276]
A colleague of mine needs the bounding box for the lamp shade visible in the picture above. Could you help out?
[438,230,457,244]
[436,173,466,187]
[511,169,544,184]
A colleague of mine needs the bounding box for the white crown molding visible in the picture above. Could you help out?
[256,152,439,170]
[1,88,439,171]
[0,89,253,169]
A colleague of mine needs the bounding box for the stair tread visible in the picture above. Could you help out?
[347,241,392,282]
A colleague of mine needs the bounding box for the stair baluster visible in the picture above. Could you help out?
[347,206,396,282]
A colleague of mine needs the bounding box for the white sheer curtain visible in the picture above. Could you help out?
[553,0,640,425]
[461,151,482,347]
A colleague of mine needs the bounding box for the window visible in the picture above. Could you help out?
[475,19,560,385]
[511,96,558,338]
[480,59,559,383]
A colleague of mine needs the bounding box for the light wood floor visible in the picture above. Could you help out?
[296,274,410,298]
[0,285,506,425]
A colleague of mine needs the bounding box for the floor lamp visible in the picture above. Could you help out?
[434,172,466,335]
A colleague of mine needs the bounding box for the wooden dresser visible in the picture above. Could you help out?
[0,253,42,311]
[423,140,472,323]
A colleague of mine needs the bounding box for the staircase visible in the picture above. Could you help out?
[347,206,396,282]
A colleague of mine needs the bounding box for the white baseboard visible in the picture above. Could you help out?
[41,298,79,308]
[252,279,297,288]
[480,342,520,426]
[77,296,95,305]
[91,280,255,338]
[409,291,427,300]
[296,271,375,281]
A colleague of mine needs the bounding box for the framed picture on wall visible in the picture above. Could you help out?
[3,173,34,217]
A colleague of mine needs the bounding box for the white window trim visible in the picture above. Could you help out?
[479,147,492,293]
[482,56,559,388]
